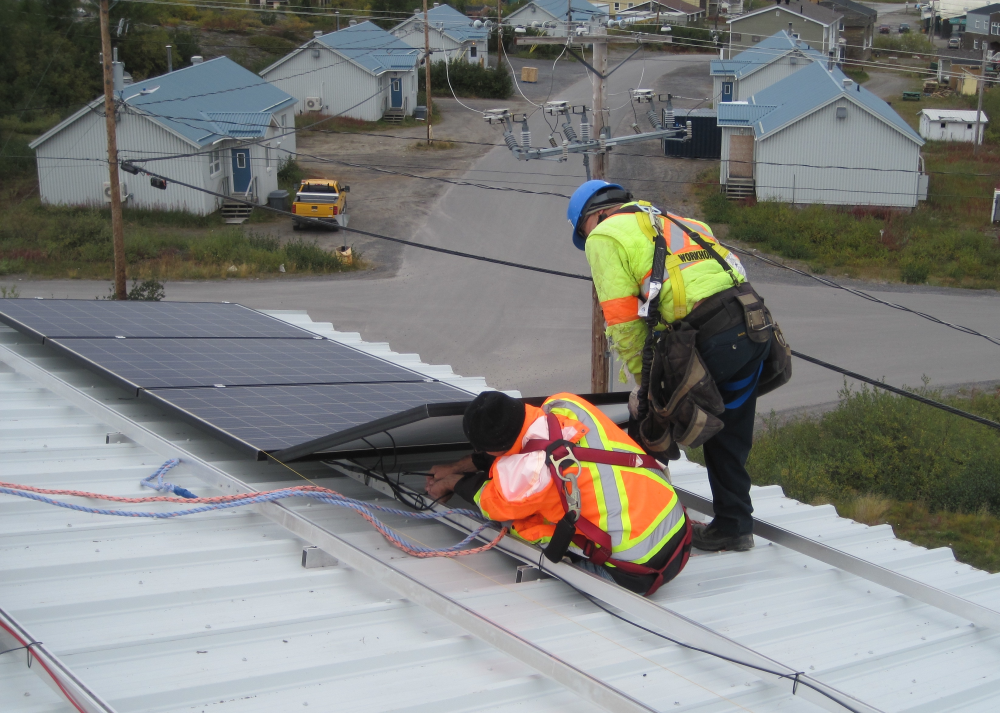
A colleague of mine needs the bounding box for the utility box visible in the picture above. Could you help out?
[663,109,721,159]
[521,66,538,83]
[267,190,289,211]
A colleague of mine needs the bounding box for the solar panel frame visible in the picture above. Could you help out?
[0,299,319,340]
[140,382,474,458]
[44,337,432,392]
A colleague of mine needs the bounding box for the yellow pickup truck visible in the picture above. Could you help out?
[291,179,349,230]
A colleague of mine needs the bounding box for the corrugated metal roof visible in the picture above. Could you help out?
[711,31,826,78]
[718,101,778,125]
[517,0,606,23]
[920,109,989,122]
[746,61,924,143]
[5,310,1000,712]
[202,111,273,138]
[317,22,419,75]
[421,4,489,43]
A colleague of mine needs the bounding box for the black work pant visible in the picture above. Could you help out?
[698,323,771,537]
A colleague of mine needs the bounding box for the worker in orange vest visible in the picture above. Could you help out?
[427,391,691,596]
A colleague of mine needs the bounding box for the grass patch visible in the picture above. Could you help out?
[843,67,870,84]
[687,383,1000,571]
[295,111,434,133]
[0,179,362,280]
[409,140,457,150]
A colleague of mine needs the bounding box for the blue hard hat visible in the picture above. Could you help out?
[567,180,632,250]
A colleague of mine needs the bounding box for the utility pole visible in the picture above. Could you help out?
[423,0,433,145]
[975,43,988,154]
[590,32,609,393]
[99,0,127,300]
[497,0,503,69]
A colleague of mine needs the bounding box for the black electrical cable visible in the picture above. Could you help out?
[721,243,1000,348]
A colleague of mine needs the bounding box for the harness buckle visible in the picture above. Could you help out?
[546,443,582,516]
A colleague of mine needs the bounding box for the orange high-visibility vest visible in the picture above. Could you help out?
[474,393,686,566]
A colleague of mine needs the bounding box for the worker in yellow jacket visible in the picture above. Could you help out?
[568,180,774,552]
[426,391,691,595]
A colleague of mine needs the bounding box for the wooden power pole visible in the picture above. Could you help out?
[590,34,610,393]
[514,29,673,393]
[975,43,988,155]
[423,0,433,145]
[99,0,127,300]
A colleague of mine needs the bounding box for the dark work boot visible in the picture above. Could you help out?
[691,522,754,552]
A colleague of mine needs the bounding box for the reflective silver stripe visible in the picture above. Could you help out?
[665,218,687,253]
[612,500,685,563]
[544,399,626,549]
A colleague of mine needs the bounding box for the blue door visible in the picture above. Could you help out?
[721,82,733,102]
[390,77,402,109]
[231,148,251,193]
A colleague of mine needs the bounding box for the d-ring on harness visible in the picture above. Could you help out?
[523,414,693,596]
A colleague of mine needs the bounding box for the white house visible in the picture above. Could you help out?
[617,0,704,26]
[710,30,827,107]
[260,21,419,121]
[919,109,988,143]
[717,60,927,208]
[392,4,489,66]
[503,0,607,37]
[28,57,297,215]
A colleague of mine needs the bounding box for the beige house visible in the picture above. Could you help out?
[727,3,844,60]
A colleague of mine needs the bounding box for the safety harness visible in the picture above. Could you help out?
[522,413,692,596]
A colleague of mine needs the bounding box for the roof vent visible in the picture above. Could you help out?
[836,106,848,119]
[314,30,323,38]
[349,19,357,26]
[843,78,853,89]
[191,55,203,64]
[433,2,440,6]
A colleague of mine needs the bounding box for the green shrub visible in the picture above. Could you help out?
[900,258,930,283]
[422,59,513,99]
[0,133,35,181]
[874,34,936,54]
[249,35,297,55]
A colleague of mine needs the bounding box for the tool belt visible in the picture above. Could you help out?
[522,414,692,597]
[633,210,792,458]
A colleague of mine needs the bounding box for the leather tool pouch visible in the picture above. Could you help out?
[735,291,772,344]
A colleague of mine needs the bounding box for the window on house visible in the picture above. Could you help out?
[969,123,974,129]
[627,2,634,7]
[470,45,477,57]
[839,21,844,30]
[975,39,980,49]
[280,113,287,127]
[941,122,947,128]
[209,149,222,176]
[992,21,1000,35]
[613,2,619,10]
[265,145,272,169]
[752,35,761,42]
[732,32,741,41]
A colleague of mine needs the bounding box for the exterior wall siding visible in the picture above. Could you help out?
[754,101,922,207]
[729,13,829,57]
[737,54,813,100]
[262,47,403,121]
[35,109,217,215]
[393,22,488,65]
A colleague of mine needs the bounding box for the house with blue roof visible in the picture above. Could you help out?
[29,56,298,217]
[502,0,607,37]
[260,21,419,122]
[392,4,489,66]
[716,60,927,208]
[710,30,827,107]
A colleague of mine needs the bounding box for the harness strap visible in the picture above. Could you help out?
[659,212,739,288]
[522,440,662,471]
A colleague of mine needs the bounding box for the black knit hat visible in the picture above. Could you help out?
[463,391,526,453]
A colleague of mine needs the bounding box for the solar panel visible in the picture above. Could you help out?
[47,338,427,390]
[0,299,316,340]
[142,382,472,453]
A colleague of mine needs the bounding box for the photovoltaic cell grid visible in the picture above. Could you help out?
[48,338,427,389]
[143,383,471,451]
[0,299,316,339]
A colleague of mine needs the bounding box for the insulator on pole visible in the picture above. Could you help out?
[580,114,591,142]
[561,139,569,162]
[631,122,641,134]
[646,108,661,130]
[504,132,519,151]
[563,122,578,143]
[549,134,558,147]
[521,118,530,148]
[685,120,693,141]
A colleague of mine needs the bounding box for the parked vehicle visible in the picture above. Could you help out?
[291,179,349,230]
[879,24,891,34]
[948,37,960,48]
[899,23,910,33]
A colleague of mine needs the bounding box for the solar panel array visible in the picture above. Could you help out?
[0,299,471,456]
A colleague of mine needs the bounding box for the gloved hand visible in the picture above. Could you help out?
[628,385,641,420]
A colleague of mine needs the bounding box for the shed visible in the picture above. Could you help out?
[919,108,989,143]
[259,21,419,121]
[710,30,827,107]
[717,60,927,208]
[663,108,722,158]
[502,0,607,37]
[27,57,297,215]
[392,4,489,66]
[727,3,844,60]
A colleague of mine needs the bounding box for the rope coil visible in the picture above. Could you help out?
[0,460,505,559]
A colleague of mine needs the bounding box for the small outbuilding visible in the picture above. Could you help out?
[391,4,489,66]
[717,60,927,208]
[28,57,297,215]
[919,109,988,143]
[260,21,419,121]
